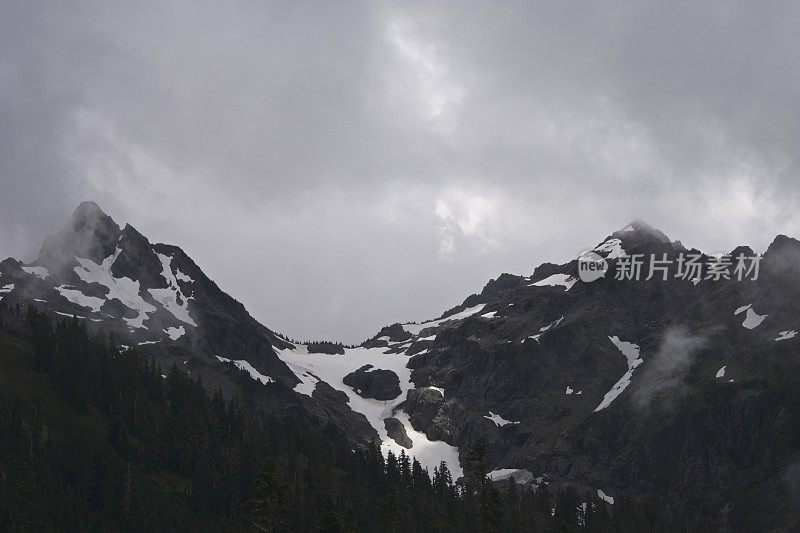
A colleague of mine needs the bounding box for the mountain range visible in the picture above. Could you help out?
[3,201,800,530]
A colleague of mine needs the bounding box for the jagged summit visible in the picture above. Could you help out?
[613,219,671,242]
[604,219,684,253]
[37,201,121,271]
[2,201,299,390]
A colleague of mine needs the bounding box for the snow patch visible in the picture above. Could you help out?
[594,336,643,412]
[164,326,185,340]
[594,238,627,259]
[715,366,726,378]
[55,286,104,313]
[73,250,156,327]
[402,304,486,335]
[529,316,564,342]
[148,253,197,327]
[427,386,445,396]
[216,356,274,385]
[55,311,85,319]
[481,311,498,319]
[776,330,798,341]
[488,469,534,484]
[484,411,520,427]
[22,266,49,279]
[597,489,615,505]
[174,268,193,283]
[742,308,767,329]
[529,273,576,291]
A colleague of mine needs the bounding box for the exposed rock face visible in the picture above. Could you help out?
[388,221,800,529]
[0,204,305,413]
[110,224,167,289]
[405,387,444,431]
[384,417,412,448]
[343,365,401,400]
[363,323,413,348]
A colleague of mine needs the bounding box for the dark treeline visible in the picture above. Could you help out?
[0,302,666,532]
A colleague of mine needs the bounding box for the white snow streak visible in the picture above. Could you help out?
[529,273,576,291]
[216,355,274,385]
[488,469,534,484]
[55,286,105,313]
[594,336,643,412]
[402,304,486,335]
[483,411,520,427]
[529,316,564,343]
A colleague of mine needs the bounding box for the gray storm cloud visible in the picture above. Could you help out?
[2,1,800,342]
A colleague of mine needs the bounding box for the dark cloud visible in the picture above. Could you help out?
[1,1,799,342]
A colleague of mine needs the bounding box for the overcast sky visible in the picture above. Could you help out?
[2,1,799,343]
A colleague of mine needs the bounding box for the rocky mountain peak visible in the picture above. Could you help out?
[605,219,682,253]
[37,201,122,273]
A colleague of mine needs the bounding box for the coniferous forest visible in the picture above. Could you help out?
[0,302,667,532]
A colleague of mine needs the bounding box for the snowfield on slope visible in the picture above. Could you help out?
[402,304,486,336]
[529,316,564,342]
[55,285,105,313]
[529,273,576,290]
[484,411,520,427]
[22,266,49,279]
[594,336,643,412]
[276,343,463,477]
[216,355,274,384]
[148,253,197,327]
[594,238,627,259]
[488,468,535,484]
[73,249,156,327]
[734,304,767,329]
